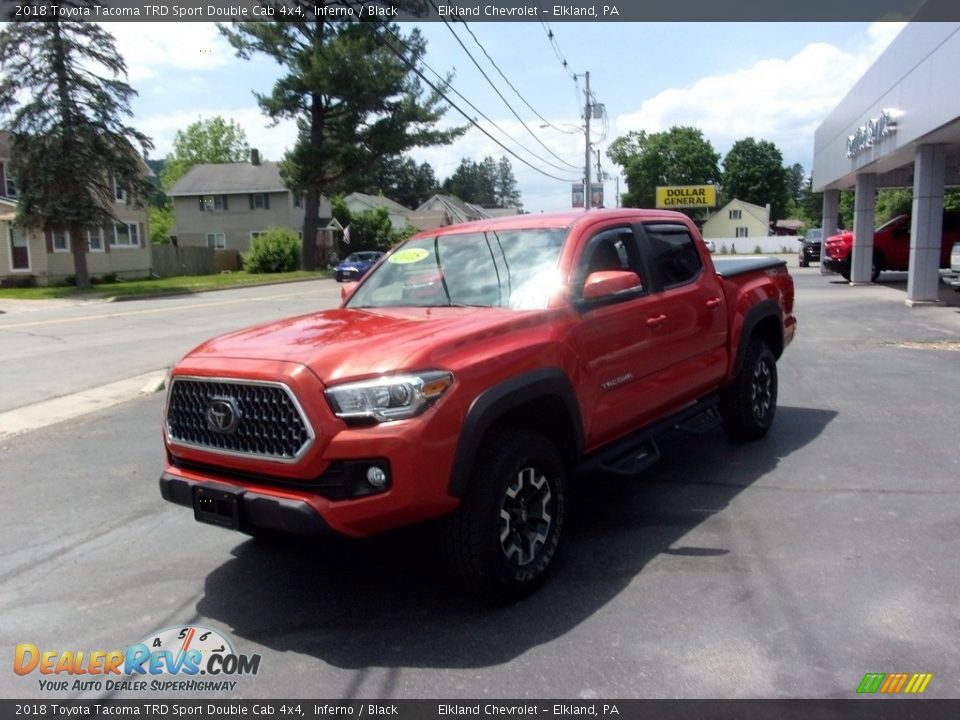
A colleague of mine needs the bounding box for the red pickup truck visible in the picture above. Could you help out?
[160,209,796,601]
[822,210,960,281]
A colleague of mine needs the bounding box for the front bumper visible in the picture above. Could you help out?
[821,256,846,275]
[160,473,335,537]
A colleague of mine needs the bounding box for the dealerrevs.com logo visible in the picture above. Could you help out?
[14,625,261,693]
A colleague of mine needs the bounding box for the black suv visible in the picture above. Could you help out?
[798,229,822,267]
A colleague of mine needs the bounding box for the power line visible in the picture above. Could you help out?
[377,23,578,175]
[370,22,579,183]
[429,0,581,171]
[454,19,580,136]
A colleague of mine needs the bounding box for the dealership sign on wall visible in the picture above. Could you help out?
[655,185,717,209]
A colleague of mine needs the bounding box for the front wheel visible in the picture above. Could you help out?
[441,429,567,602]
[720,340,778,442]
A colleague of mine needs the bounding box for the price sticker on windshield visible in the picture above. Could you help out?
[388,248,430,264]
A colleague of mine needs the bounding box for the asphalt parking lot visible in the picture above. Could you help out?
[1,265,958,700]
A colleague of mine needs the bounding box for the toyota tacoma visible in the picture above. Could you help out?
[160,209,796,600]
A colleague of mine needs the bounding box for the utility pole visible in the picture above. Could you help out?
[584,70,591,210]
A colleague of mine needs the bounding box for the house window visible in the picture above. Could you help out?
[729,209,741,220]
[293,195,304,209]
[3,166,16,198]
[114,177,127,202]
[52,230,70,252]
[88,228,104,252]
[112,222,139,248]
[206,232,225,249]
[199,195,228,211]
[735,227,749,238]
[249,193,270,210]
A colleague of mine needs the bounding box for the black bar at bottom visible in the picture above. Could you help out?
[2,699,959,720]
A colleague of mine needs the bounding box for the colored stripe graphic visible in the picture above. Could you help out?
[904,674,933,694]
[880,673,909,693]
[857,672,932,694]
[857,673,885,694]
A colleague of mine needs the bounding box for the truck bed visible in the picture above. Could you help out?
[712,256,787,277]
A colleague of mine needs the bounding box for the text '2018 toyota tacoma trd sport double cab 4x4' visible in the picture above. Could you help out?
[160,209,796,601]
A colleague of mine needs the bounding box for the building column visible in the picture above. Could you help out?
[906,144,946,306]
[821,189,840,236]
[850,173,876,285]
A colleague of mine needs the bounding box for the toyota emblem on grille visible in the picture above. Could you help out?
[205,397,241,434]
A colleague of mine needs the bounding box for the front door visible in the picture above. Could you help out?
[8,226,30,271]
[568,224,676,450]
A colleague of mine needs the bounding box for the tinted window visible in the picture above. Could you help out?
[644,225,703,288]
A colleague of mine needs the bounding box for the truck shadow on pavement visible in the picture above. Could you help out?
[196,405,836,670]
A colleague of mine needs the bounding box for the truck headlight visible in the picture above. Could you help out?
[325,372,453,423]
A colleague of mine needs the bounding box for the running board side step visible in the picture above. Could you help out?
[575,396,720,479]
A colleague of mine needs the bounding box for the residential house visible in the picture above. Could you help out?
[342,192,446,233]
[168,150,334,260]
[773,218,803,236]
[416,194,521,226]
[702,199,771,240]
[0,131,151,286]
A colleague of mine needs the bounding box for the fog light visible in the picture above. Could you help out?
[366,466,388,488]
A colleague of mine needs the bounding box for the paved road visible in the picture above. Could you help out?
[0,280,343,413]
[1,268,959,700]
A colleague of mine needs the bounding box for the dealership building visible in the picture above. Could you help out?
[812,21,960,305]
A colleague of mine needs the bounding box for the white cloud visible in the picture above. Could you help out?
[105,23,232,82]
[614,22,907,167]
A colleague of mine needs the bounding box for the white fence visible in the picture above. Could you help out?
[706,236,802,254]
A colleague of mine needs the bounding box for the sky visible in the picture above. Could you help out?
[101,20,908,211]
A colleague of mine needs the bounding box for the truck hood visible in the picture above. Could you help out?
[187,306,545,385]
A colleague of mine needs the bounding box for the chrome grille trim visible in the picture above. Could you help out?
[165,376,315,463]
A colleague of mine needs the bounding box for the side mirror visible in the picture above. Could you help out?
[340,281,359,303]
[582,270,643,301]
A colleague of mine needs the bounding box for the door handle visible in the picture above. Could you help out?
[706,297,722,309]
[646,314,667,328]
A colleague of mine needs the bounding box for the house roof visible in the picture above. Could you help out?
[406,211,448,231]
[708,198,770,226]
[344,192,412,214]
[775,219,803,230]
[168,161,287,196]
[417,194,486,223]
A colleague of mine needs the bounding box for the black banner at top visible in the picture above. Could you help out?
[3,0,960,23]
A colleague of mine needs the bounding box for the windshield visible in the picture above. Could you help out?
[876,215,908,232]
[805,229,822,242]
[346,228,567,310]
[344,252,378,263]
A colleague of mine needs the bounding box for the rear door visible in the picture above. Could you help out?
[639,222,728,405]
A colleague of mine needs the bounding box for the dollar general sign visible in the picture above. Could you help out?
[655,185,717,209]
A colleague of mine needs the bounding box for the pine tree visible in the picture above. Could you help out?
[221,14,463,270]
[0,13,153,290]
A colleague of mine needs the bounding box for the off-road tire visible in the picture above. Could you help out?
[441,428,567,602]
[720,340,778,442]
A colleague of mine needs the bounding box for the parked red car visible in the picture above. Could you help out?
[823,210,960,281]
[160,209,796,600]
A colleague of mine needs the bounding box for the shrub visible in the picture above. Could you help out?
[244,227,301,273]
[101,272,118,284]
[719,244,728,255]
[754,245,763,254]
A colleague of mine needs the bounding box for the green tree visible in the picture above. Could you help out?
[786,163,806,204]
[358,155,438,209]
[606,127,720,215]
[0,14,153,289]
[722,138,789,221]
[494,157,521,209]
[441,156,522,209]
[799,176,823,227]
[160,116,251,190]
[331,197,406,254]
[221,17,463,270]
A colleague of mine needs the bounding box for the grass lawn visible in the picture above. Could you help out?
[0,270,330,300]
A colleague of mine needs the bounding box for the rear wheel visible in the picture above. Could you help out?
[441,429,567,602]
[720,340,778,442]
[871,251,883,283]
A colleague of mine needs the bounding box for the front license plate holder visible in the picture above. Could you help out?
[193,484,243,530]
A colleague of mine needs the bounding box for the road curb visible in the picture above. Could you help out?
[104,275,333,302]
[0,369,168,442]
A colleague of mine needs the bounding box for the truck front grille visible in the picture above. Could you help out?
[166,377,314,462]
